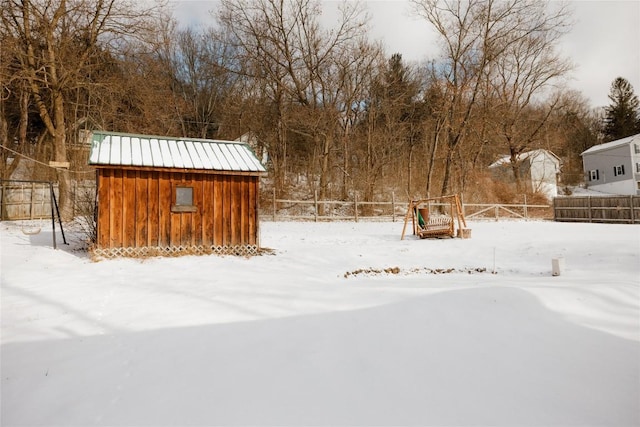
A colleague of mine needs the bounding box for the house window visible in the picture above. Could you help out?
[171,186,197,212]
[635,144,640,154]
[613,165,625,176]
[589,170,599,181]
[636,163,640,173]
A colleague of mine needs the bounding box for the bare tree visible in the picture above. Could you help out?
[360,53,425,201]
[1,0,169,220]
[544,91,601,187]
[485,1,572,190]
[332,39,382,201]
[411,0,573,197]
[155,27,241,140]
[0,33,23,180]
[217,0,371,202]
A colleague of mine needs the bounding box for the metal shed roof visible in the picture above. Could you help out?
[88,131,267,174]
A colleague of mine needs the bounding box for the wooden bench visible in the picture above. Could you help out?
[418,216,454,238]
[400,195,468,241]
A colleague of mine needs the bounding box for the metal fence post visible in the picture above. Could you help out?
[50,183,57,249]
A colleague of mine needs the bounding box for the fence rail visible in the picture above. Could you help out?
[553,196,640,224]
[267,191,551,222]
[2,181,554,223]
[464,203,551,221]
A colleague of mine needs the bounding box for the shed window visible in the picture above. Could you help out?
[176,187,193,205]
[589,170,599,181]
[613,165,625,176]
[172,186,197,212]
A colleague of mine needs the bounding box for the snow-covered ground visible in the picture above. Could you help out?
[1,219,639,426]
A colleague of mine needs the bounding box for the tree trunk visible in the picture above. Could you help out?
[510,149,523,193]
[407,143,413,197]
[426,124,441,199]
[318,134,332,215]
[53,91,73,221]
[341,133,349,201]
[440,144,455,196]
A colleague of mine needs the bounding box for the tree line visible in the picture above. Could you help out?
[2,0,639,220]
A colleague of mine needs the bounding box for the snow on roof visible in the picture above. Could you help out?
[88,131,267,174]
[489,149,560,168]
[581,133,640,156]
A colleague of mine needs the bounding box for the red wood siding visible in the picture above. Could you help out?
[96,168,260,249]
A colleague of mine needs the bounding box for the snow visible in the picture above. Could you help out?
[1,219,639,426]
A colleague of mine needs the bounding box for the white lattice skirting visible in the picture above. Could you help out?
[92,244,261,259]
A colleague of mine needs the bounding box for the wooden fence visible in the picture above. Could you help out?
[0,181,53,220]
[553,196,640,224]
[2,182,554,223]
[268,191,551,222]
[0,180,95,221]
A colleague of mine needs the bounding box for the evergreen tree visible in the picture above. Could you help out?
[603,77,640,141]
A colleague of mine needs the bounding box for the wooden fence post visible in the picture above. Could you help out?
[30,182,36,219]
[20,184,26,219]
[588,196,592,223]
[1,181,5,220]
[392,191,396,222]
[354,194,359,222]
[314,190,318,222]
[524,194,528,220]
[72,181,77,218]
[272,188,276,221]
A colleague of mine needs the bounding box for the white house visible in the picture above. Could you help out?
[581,133,640,195]
[489,149,562,199]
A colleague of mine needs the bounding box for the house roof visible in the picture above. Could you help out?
[581,133,640,156]
[489,149,560,168]
[88,131,267,174]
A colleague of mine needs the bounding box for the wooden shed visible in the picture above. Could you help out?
[88,131,267,258]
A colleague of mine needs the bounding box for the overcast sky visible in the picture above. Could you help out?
[172,0,640,110]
